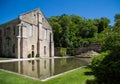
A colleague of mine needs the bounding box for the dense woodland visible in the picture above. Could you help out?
[48,14,112,48]
[48,14,120,84]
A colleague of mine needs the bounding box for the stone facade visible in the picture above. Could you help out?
[0,8,54,58]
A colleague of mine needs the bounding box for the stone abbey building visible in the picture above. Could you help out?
[0,8,54,58]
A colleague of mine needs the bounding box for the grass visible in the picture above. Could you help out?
[0,67,94,84]
[0,58,10,60]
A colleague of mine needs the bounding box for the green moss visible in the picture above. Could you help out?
[60,48,67,56]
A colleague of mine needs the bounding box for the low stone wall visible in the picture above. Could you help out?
[74,43,101,55]
[55,43,101,56]
[54,47,67,56]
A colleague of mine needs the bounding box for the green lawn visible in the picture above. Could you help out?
[0,67,94,84]
[0,58,10,60]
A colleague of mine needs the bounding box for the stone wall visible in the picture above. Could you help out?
[74,43,101,55]
[0,19,19,57]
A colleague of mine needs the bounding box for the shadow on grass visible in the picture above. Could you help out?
[84,71,93,76]
[84,66,97,84]
[84,65,94,76]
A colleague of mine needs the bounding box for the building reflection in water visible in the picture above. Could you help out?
[0,58,54,80]
[0,58,90,80]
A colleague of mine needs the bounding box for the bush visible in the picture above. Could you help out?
[60,48,67,56]
[67,48,76,56]
[36,54,39,57]
[27,54,31,58]
[101,32,120,51]
[91,51,110,70]
[90,32,120,84]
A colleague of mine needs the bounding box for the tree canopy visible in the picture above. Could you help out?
[48,14,110,48]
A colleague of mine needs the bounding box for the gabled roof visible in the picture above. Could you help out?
[19,8,52,30]
[0,8,52,30]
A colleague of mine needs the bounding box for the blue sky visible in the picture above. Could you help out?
[0,0,120,25]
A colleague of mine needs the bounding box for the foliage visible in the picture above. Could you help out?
[114,14,120,31]
[27,54,31,58]
[101,32,120,51]
[60,48,67,56]
[91,51,110,70]
[36,54,39,57]
[67,48,76,56]
[55,47,67,56]
[79,19,97,38]
[90,33,120,84]
[94,17,110,33]
[48,14,110,48]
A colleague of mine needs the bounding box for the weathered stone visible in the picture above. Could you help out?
[0,8,54,58]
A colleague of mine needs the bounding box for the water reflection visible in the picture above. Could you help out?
[0,58,90,80]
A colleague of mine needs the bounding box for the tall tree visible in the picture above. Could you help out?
[59,14,72,47]
[79,19,97,38]
[114,14,120,31]
[94,17,110,33]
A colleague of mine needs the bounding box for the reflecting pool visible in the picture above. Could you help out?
[0,58,90,80]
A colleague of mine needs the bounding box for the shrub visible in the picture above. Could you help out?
[36,54,39,57]
[101,32,120,51]
[27,54,31,58]
[60,48,67,56]
[90,32,120,84]
[67,48,76,56]
[91,51,110,70]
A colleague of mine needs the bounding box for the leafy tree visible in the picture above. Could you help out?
[114,14,120,31]
[114,14,120,22]
[48,14,110,48]
[59,14,72,47]
[52,22,62,47]
[79,19,97,38]
[94,17,110,33]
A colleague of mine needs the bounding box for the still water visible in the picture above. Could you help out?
[0,58,90,80]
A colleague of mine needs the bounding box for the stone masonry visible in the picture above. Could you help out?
[0,8,54,58]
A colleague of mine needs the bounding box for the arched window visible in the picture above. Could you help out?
[32,45,34,50]
[44,60,46,69]
[32,51,34,57]
[43,28,47,39]
[44,46,46,55]
[29,24,33,37]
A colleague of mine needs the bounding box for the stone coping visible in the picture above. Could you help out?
[0,56,74,63]
[41,66,85,82]
[0,66,85,82]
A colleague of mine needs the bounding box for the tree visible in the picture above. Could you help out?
[52,22,62,47]
[48,14,109,48]
[94,17,110,33]
[59,14,72,47]
[114,14,120,31]
[79,19,97,38]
